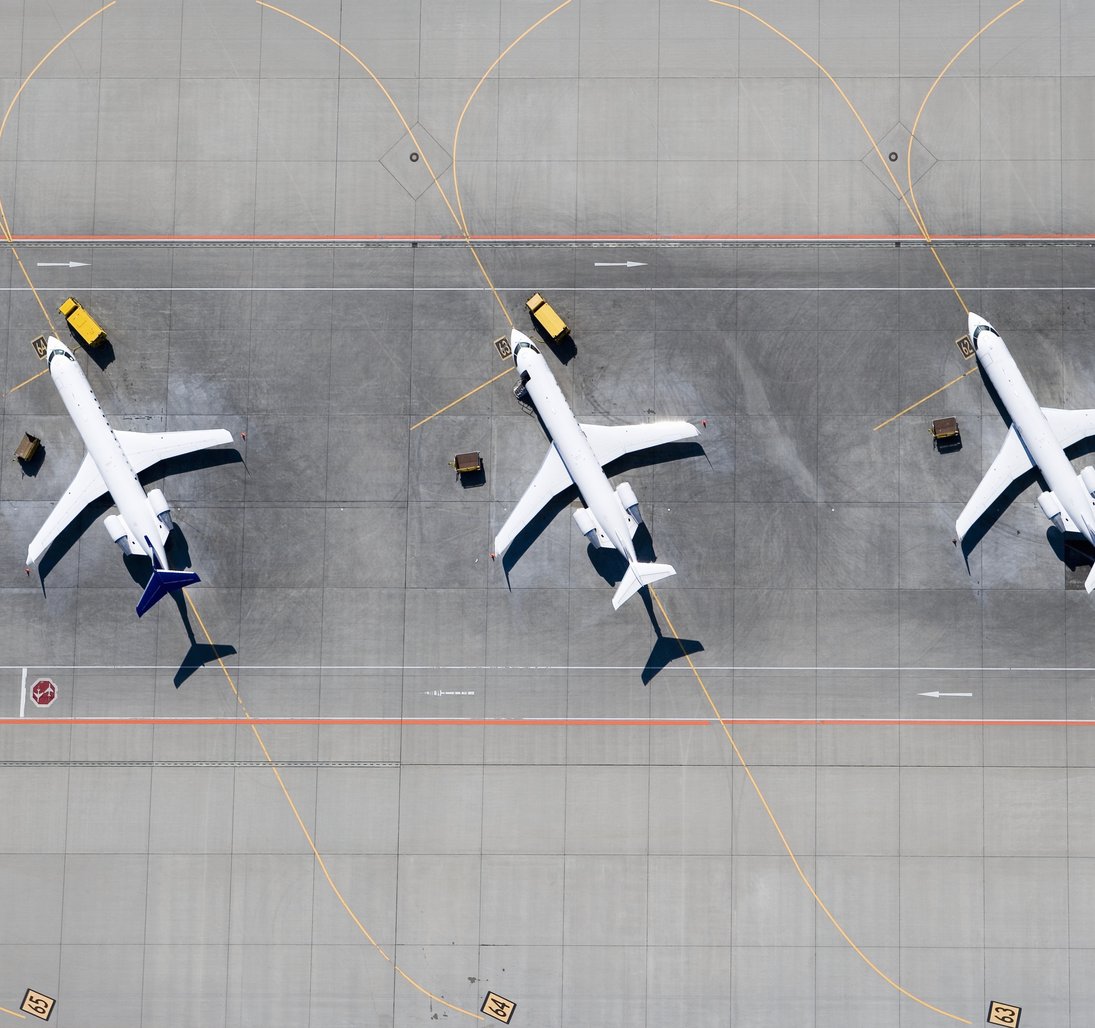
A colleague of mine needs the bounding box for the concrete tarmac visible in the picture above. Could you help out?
[1,1,1094,1026]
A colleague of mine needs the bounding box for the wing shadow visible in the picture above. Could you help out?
[34,447,242,585]
[500,439,706,575]
[960,436,1095,565]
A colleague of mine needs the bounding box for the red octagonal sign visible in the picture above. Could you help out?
[30,679,56,708]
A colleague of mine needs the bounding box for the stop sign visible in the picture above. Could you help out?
[30,679,56,708]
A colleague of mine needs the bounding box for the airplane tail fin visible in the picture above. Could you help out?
[1086,563,1095,595]
[612,561,676,610]
[136,569,200,617]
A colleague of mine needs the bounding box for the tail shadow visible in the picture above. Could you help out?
[637,586,704,684]
[169,586,237,687]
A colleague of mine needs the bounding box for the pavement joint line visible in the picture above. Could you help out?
[181,588,486,1023]
[3,663,1093,671]
[874,365,981,431]
[906,0,1030,263]
[13,234,1095,242]
[649,586,972,1025]
[0,1,117,363]
[6,285,1095,292]
[708,0,970,318]
[257,0,512,332]
[5,717,1095,728]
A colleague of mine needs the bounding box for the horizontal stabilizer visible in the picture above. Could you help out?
[612,561,676,610]
[136,569,199,618]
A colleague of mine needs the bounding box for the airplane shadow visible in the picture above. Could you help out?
[34,447,243,586]
[636,584,704,685]
[500,439,706,577]
[170,587,237,687]
[959,435,1095,570]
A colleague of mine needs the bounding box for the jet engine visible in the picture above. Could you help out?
[147,487,173,530]
[1081,466,1095,499]
[1037,490,1066,532]
[615,481,642,523]
[103,513,138,555]
[573,506,602,548]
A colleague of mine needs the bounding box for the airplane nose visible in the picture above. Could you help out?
[968,311,988,336]
[510,327,534,347]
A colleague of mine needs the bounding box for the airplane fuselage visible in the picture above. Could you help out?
[973,321,1095,544]
[47,340,169,569]
[515,339,637,560]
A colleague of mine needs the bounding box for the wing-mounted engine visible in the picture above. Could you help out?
[573,506,613,550]
[1037,490,1076,533]
[104,513,140,555]
[146,487,174,536]
[614,481,642,538]
[1081,466,1095,499]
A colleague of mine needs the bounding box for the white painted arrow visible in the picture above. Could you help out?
[36,261,89,268]
[918,691,973,698]
[594,260,646,268]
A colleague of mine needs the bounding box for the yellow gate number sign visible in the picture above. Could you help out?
[21,989,56,1021]
[481,991,516,1024]
[987,1000,1021,1027]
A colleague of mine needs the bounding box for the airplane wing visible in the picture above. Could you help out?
[579,420,699,468]
[1042,407,1095,450]
[26,452,108,565]
[494,442,573,556]
[116,428,234,474]
[956,424,1035,541]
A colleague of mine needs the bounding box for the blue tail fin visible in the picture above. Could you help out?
[136,569,200,617]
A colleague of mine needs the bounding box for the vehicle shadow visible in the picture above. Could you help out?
[83,337,116,371]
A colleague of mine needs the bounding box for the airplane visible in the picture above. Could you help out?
[958,312,1095,591]
[25,336,234,616]
[494,328,699,609]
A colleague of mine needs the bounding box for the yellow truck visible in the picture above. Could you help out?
[526,293,569,343]
[58,297,106,347]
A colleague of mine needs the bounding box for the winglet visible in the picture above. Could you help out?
[136,569,200,617]
[612,561,676,610]
[1086,563,1095,595]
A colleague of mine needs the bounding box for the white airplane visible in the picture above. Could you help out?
[958,312,1095,590]
[494,328,698,609]
[26,336,233,616]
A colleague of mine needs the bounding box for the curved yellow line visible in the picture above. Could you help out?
[451,0,575,240]
[255,1,512,327]
[649,588,972,1025]
[906,0,1030,250]
[708,0,969,313]
[0,1,117,340]
[184,591,486,1023]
